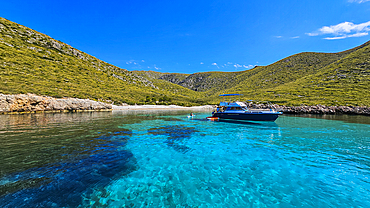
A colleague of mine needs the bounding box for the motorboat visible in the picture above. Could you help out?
[212,94,282,122]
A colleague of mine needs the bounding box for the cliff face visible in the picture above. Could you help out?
[158,72,240,92]
[0,94,111,114]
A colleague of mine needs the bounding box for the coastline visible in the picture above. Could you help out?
[112,104,214,111]
[0,93,111,114]
[0,93,214,114]
[0,93,369,115]
[247,103,370,116]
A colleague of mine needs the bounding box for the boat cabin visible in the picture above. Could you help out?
[217,101,249,112]
[213,93,282,121]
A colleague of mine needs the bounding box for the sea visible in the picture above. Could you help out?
[0,110,369,207]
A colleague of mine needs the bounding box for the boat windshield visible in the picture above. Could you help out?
[226,107,246,111]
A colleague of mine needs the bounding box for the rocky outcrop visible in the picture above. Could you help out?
[173,73,238,92]
[279,105,370,115]
[0,94,112,114]
[159,74,187,85]
[245,103,370,115]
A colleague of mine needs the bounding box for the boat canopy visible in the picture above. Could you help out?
[219,94,243,97]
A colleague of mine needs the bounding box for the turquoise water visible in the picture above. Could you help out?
[0,111,369,207]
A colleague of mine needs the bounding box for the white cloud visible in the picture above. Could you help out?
[154,65,161,70]
[348,32,369,37]
[307,32,319,36]
[233,64,242,68]
[348,0,370,3]
[145,64,162,70]
[126,60,135,64]
[243,64,254,68]
[324,36,347,40]
[324,32,369,40]
[320,21,370,34]
[274,35,299,39]
[207,62,255,70]
[200,62,204,64]
[211,63,219,69]
[307,20,370,40]
[126,60,139,65]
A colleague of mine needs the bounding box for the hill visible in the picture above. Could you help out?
[141,41,370,106]
[220,41,370,106]
[1,17,369,107]
[0,17,201,106]
[270,43,370,106]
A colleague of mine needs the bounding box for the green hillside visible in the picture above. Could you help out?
[0,17,201,105]
[218,42,370,106]
[270,43,370,106]
[146,41,370,106]
[1,17,369,107]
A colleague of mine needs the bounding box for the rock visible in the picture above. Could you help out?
[0,94,112,114]
[49,40,63,50]
[244,102,370,115]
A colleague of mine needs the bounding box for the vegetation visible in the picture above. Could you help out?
[0,17,369,106]
[0,17,202,106]
[136,43,370,106]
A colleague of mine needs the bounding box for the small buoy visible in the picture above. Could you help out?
[206,116,219,121]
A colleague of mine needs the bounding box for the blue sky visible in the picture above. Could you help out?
[1,0,370,73]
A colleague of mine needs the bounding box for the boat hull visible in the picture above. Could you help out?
[213,112,281,121]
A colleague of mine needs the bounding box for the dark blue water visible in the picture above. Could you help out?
[0,111,369,207]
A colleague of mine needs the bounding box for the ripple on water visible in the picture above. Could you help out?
[82,115,370,207]
[1,112,370,207]
[147,125,198,153]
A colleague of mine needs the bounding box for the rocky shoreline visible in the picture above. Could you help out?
[112,104,214,111]
[0,94,112,114]
[246,103,370,115]
[1,94,369,115]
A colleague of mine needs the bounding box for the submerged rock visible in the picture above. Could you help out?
[0,93,112,114]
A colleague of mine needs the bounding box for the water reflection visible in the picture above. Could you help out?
[285,114,370,124]
[0,112,112,130]
[112,108,211,117]
[217,119,279,127]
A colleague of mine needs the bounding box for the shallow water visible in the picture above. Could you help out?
[0,111,369,207]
